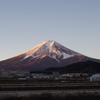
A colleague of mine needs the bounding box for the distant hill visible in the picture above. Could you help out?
[45,60,100,74]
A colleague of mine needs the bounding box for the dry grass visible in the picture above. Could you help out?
[0,92,100,100]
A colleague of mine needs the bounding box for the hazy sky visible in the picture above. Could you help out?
[0,0,100,61]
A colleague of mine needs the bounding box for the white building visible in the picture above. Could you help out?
[90,74,100,82]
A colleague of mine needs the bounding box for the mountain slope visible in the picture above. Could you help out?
[0,40,99,71]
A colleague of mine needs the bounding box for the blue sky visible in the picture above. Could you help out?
[0,0,100,60]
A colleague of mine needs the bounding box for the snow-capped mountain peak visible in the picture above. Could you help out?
[1,40,96,71]
[23,40,82,62]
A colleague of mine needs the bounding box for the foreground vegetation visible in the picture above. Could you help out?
[0,79,100,100]
[1,92,100,100]
[0,78,100,91]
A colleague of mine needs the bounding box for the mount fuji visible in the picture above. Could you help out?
[0,40,99,71]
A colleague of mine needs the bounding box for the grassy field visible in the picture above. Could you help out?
[1,92,100,100]
[0,79,100,99]
[0,78,100,91]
